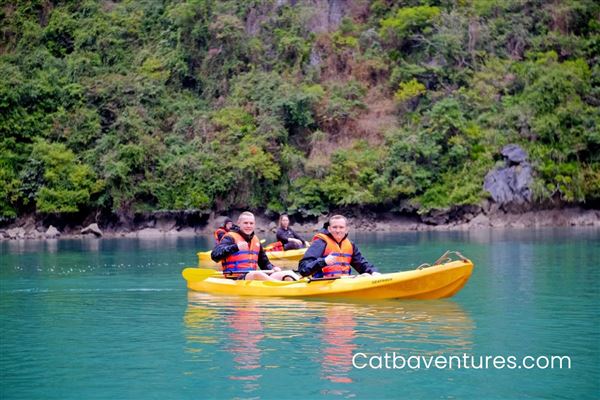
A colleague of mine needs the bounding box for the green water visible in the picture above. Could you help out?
[1,229,598,399]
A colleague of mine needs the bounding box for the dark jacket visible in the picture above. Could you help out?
[210,226,274,270]
[298,232,378,277]
[276,227,305,245]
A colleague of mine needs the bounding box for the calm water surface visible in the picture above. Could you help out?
[1,229,599,399]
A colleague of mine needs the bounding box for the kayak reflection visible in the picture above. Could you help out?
[320,305,357,384]
[184,293,267,395]
[184,294,473,393]
[315,300,473,386]
[227,302,264,377]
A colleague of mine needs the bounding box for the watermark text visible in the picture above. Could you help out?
[352,353,571,370]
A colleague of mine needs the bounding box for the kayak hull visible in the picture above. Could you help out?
[197,248,306,267]
[182,259,474,300]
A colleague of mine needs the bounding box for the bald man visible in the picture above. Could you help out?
[211,212,299,281]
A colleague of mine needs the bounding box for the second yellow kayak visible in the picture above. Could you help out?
[197,247,307,267]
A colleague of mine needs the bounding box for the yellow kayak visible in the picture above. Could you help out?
[182,256,474,300]
[197,247,307,267]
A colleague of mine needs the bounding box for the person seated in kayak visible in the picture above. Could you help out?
[298,215,380,279]
[276,214,309,251]
[211,211,300,281]
[213,217,234,244]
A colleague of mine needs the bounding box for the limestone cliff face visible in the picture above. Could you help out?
[305,0,349,33]
[245,0,358,35]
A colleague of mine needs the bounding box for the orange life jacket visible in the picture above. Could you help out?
[214,227,228,244]
[264,241,283,252]
[221,232,261,278]
[312,233,353,278]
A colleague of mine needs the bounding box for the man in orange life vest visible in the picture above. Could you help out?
[211,211,300,281]
[213,217,233,244]
[298,215,380,278]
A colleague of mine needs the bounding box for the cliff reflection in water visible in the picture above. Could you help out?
[184,293,473,395]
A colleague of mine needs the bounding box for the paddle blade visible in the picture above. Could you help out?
[182,268,222,282]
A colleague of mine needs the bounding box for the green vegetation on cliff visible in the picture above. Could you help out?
[1,0,598,220]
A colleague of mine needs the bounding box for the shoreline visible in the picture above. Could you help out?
[1,206,598,241]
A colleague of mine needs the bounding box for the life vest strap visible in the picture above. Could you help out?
[330,252,352,257]
[328,262,351,266]
[222,259,258,267]
[234,250,259,256]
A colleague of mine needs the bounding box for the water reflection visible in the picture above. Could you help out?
[5,239,26,254]
[183,301,217,346]
[226,303,264,394]
[320,305,357,384]
[185,294,267,396]
[184,294,473,396]
[82,238,100,253]
[46,239,58,253]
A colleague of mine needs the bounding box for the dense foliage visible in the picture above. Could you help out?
[1,0,598,220]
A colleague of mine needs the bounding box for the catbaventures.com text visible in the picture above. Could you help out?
[352,353,571,370]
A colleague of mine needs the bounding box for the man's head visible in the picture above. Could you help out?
[327,215,348,242]
[224,217,233,230]
[237,212,256,236]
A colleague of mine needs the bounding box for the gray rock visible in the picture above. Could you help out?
[22,217,36,235]
[484,164,533,204]
[25,231,41,239]
[81,223,103,237]
[421,208,450,225]
[484,144,533,206]
[174,227,197,236]
[501,144,528,164]
[490,217,508,228]
[455,205,482,222]
[7,227,23,239]
[569,209,599,226]
[137,228,163,238]
[45,225,61,238]
[328,0,345,28]
[468,213,490,227]
[245,7,261,36]
[156,217,177,232]
[309,47,322,67]
[248,0,351,37]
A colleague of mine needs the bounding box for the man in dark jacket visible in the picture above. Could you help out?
[298,215,380,278]
[211,211,299,281]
